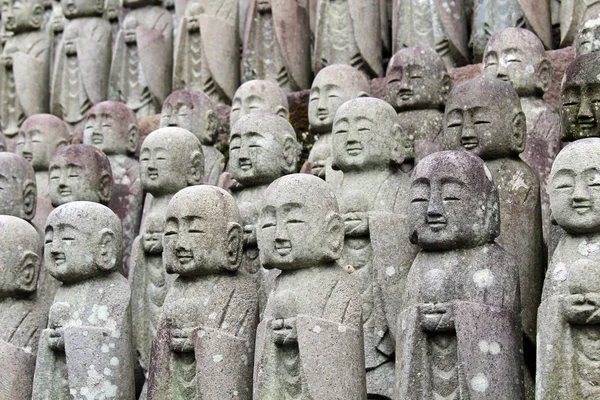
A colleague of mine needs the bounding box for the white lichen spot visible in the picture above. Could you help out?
[402,319,407,330]
[198,330,206,338]
[233,390,239,396]
[525,65,535,75]
[83,330,88,337]
[103,368,112,376]
[109,343,115,349]
[386,266,396,277]
[209,312,217,320]
[470,373,489,392]
[70,389,77,396]
[489,342,501,355]
[596,73,600,82]
[101,344,110,353]
[377,330,385,338]
[552,263,568,281]
[338,325,347,333]
[110,357,119,366]
[213,354,224,363]
[312,325,322,334]
[478,340,489,353]
[473,269,494,288]
[578,238,600,256]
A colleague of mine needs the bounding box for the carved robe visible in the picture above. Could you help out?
[242,0,311,92]
[0,31,50,138]
[560,0,600,46]
[110,6,173,117]
[173,0,239,104]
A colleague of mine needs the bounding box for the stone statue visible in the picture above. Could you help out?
[147,185,258,399]
[173,0,239,104]
[31,201,135,400]
[49,1,67,78]
[441,76,543,365]
[241,0,311,92]
[576,17,600,56]
[15,114,70,233]
[160,89,225,185]
[48,144,113,207]
[385,47,451,163]
[0,152,37,222]
[109,0,173,117]
[0,215,45,400]
[51,0,112,134]
[230,79,289,129]
[560,0,600,47]
[397,150,524,399]
[254,174,366,399]
[104,0,119,42]
[313,0,382,78]
[0,0,51,139]
[537,138,600,399]
[471,0,552,62]
[330,97,416,399]
[305,64,369,179]
[392,0,469,69]
[483,28,560,245]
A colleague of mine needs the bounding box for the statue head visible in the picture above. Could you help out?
[229,113,300,186]
[409,150,500,250]
[16,114,70,172]
[142,212,163,254]
[549,138,600,234]
[45,201,122,283]
[560,52,600,141]
[0,215,41,297]
[331,97,412,172]
[442,76,526,160]
[576,17,600,56]
[184,0,202,31]
[60,0,104,18]
[139,127,204,196]
[160,90,217,146]
[309,64,370,134]
[385,47,450,111]
[230,80,289,128]
[83,101,139,156]
[0,152,36,221]
[1,0,45,33]
[257,174,344,270]
[123,14,138,44]
[63,23,78,56]
[49,144,112,207]
[104,0,118,21]
[483,28,552,98]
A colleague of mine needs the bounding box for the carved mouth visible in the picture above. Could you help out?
[53,253,66,265]
[426,218,447,231]
[21,152,33,162]
[461,137,479,150]
[573,203,592,213]
[92,133,103,145]
[176,250,193,264]
[317,110,329,120]
[398,90,413,100]
[275,241,292,256]
[239,159,252,171]
[346,143,362,156]
[578,121,596,131]
[147,170,158,180]
[59,187,71,197]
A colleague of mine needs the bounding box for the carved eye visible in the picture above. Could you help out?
[358,127,370,133]
[555,183,573,190]
[447,122,462,128]
[188,229,204,233]
[474,120,491,125]
[563,101,579,107]
[411,197,427,203]
[387,78,400,84]
[261,221,276,229]
[506,58,521,63]
[287,219,304,224]
[164,230,177,237]
[410,75,423,80]
[249,144,261,148]
[443,196,460,202]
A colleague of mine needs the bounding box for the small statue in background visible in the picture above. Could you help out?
[230,79,289,128]
[576,17,600,56]
[560,0,600,47]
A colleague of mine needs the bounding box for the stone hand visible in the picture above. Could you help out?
[343,212,369,237]
[419,302,455,332]
[271,317,298,345]
[170,327,196,353]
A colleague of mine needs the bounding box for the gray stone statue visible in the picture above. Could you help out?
[32,201,135,400]
[0,152,37,222]
[385,47,450,163]
[576,17,600,56]
[392,0,469,68]
[48,144,113,207]
[173,0,239,104]
[51,0,112,134]
[254,174,367,399]
[560,0,600,47]
[0,0,51,139]
[147,185,258,399]
[397,150,524,399]
[160,89,225,186]
[442,76,543,365]
[230,79,289,128]
[537,138,600,399]
[305,64,369,179]
[241,0,311,92]
[49,1,67,79]
[483,28,560,245]
[109,0,173,117]
[313,0,382,78]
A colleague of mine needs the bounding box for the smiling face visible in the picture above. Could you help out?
[16,114,70,171]
[60,0,103,18]
[2,0,43,33]
[230,80,289,128]
[160,90,216,145]
[83,101,138,156]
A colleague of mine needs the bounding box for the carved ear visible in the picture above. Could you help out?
[98,172,112,205]
[126,125,139,154]
[205,109,217,145]
[536,59,552,93]
[281,137,300,174]
[97,229,117,272]
[276,106,290,121]
[511,112,526,153]
[187,150,204,185]
[30,4,44,29]
[17,251,40,294]
[22,180,36,221]
[224,222,243,271]
[324,212,343,260]
[390,123,413,164]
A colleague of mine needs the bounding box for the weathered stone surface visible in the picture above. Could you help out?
[560,0,600,47]
[230,79,289,128]
[255,174,367,399]
[397,150,524,399]
[575,17,600,56]
[0,131,6,151]
[0,152,37,222]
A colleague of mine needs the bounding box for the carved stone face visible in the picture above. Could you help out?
[409,151,500,250]
[185,1,202,31]
[45,202,122,283]
[577,18,600,56]
[63,25,77,56]
[0,215,40,297]
[142,213,163,254]
[49,145,112,207]
[483,28,550,97]
[258,174,342,270]
[160,90,216,145]
[60,0,103,18]
[385,47,449,111]
[549,139,600,234]
[560,53,600,141]
[163,185,241,276]
[139,128,204,196]
[83,101,139,156]
[229,114,299,186]
[257,0,271,12]
[2,0,43,33]
[309,65,370,134]
[443,77,525,159]
[230,80,289,128]
[123,15,137,44]
[16,114,70,171]
[0,153,36,220]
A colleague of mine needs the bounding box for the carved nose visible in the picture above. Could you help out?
[427,197,444,219]
[578,97,594,120]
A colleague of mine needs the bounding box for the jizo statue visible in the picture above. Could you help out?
[229,79,289,128]
[0,152,37,222]
[560,0,600,47]
[576,17,600,56]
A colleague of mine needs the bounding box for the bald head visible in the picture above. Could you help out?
[0,152,37,221]
[230,80,289,127]
[161,89,217,145]
[2,0,45,33]
[17,114,70,171]
[84,101,139,156]
[576,17,600,56]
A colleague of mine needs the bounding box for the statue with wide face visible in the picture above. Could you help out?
[32,202,135,400]
[0,0,50,139]
[254,174,366,399]
[313,0,382,78]
[537,138,600,399]
[109,0,173,117]
[147,185,258,399]
[0,152,37,222]
[560,0,600,47]
[576,17,600,56]
[160,89,224,185]
[173,0,239,104]
[385,47,450,162]
[241,0,310,92]
[229,79,289,128]
[442,77,543,362]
